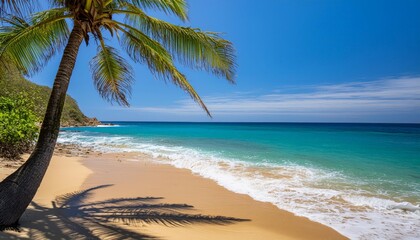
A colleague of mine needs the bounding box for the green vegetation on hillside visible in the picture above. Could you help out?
[0,63,98,126]
[0,94,38,159]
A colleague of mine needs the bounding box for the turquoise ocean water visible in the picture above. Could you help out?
[59,122,420,239]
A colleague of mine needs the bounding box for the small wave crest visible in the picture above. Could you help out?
[96,124,121,128]
[389,203,420,212]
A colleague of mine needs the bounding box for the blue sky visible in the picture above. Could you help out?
[31,0,420,122]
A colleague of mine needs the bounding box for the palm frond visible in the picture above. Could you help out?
[90,43,134,106]
[78,196,163,208]
[116,0,188,21]
[115,21,211,116]
[93,203,194,212]
[100,211,248,227]
[0,8,70,76]
[116,5,236,82]
[55,184,113,208]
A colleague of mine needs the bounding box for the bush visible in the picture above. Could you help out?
[0,95,39,159]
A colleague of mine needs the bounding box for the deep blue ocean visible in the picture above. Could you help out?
[60,122,420,239]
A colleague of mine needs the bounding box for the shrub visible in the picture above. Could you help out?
[0,94,39,159]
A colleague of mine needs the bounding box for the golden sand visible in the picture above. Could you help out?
[0,152,346,239]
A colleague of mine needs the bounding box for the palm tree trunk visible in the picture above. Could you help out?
[0,22,84,227]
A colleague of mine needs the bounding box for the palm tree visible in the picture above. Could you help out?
[0,0,235,228]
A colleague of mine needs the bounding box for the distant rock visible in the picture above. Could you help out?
[61,117,102,127]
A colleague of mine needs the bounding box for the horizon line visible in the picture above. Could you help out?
[97,120,420,125]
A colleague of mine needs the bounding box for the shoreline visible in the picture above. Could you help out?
[0,147,346,239]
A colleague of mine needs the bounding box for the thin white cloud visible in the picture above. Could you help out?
[120,77,420,122]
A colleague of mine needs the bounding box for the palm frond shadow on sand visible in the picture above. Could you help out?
[2,184,249,239]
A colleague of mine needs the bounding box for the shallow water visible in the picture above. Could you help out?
[59,122,420,239]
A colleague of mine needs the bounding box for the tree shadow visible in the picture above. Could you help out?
[1,185,249,239]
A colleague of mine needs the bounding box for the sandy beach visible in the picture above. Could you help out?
[0,150,346,239]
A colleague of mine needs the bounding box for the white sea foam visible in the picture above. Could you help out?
[96,124,121,127]
[58,131,420,240]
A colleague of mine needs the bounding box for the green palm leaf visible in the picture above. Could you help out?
[116,21,211,116]
[0,8,70,76]
[116,0,188,20]
[118,4,236,82]
[90,44,134,106]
